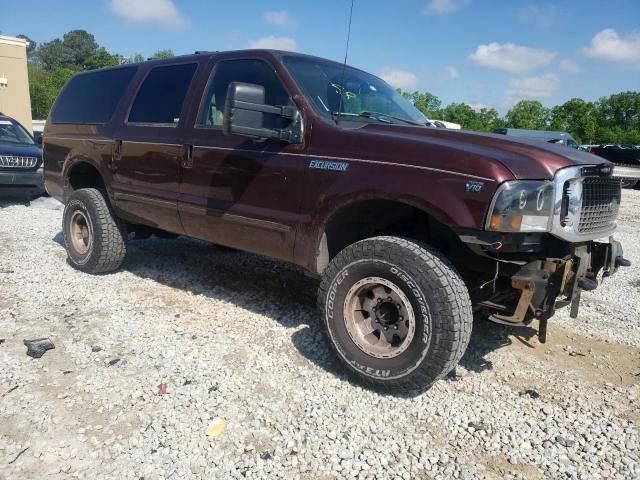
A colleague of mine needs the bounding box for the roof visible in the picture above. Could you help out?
[0,35,28,47]
[63,49,375,87]
[128,48,355,71]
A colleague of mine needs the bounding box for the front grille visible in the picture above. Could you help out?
[577,177,621,234]
[0,155,38,169]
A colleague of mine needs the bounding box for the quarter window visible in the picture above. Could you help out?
[51,66,137,124]
[128,63,197,125]
[199,59,290,128]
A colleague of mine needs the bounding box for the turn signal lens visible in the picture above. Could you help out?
[490,214,502,231]
[486,181,554,232]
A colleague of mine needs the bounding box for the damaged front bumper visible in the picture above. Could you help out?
[480,238,630,342]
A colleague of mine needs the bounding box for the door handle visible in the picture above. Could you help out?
[182,144,194,169]
[112,139,123,173]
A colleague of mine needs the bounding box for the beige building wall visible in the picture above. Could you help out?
[0,35,32,134]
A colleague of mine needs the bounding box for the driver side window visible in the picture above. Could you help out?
[198,59,290,128]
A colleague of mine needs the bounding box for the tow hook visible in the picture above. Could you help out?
[577,277,598,291]
[615,256,631,268]
[604,256,631,278]
[538,318,548,344]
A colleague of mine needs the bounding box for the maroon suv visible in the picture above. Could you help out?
[43,50,629,392]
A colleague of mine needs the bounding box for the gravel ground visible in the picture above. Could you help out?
[1,191,639,480]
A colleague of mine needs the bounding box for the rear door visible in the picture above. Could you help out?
[111,62,199,233]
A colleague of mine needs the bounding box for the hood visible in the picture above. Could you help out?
[0,142,42,158]
[356,124,607,180]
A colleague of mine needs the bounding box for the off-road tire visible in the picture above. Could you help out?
[62,188,127,273]
[318,236,472,393]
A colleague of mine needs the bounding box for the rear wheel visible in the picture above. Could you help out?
[318,236,472,393]
[62,188,127,273]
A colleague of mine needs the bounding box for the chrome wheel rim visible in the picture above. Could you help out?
[344,277,416,359]
[69,211,92,255]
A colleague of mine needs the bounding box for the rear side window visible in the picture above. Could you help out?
[51,67,137,124]
[128,63,197,125]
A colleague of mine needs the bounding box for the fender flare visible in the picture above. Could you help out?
[311,194,474,274]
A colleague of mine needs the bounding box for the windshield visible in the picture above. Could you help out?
[0,119,34,145]
[282,56,428,126]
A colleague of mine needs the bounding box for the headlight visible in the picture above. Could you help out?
[486,181,554,232]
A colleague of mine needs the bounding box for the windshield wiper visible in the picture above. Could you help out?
[332,111,423,126]
[332,111,391,124]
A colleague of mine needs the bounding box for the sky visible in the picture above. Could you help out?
[1,0,639,112]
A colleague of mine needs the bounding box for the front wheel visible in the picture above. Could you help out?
[318,236,472,393]
[62,188,127,273]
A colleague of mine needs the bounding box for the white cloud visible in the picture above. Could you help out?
[443,66,459,79]
[559,59,581,73]
[378,67,419,90]
[518,4,559,29]
[468,102,492,112]
[108,0,186,30]
[506,73,560,98]
[248,36,297,51]
[468,42,556,74]
[422,0,472,15]
[579,29,640,65]
[263,10,295,27]
[498,75,559,111]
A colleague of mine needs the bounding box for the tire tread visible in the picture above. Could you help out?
[318,236,473,393]
[63,188,127,274]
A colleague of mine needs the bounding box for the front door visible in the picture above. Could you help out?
[112,62,199,233]
[178,58,307,262]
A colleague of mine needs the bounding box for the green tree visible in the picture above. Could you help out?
[62,29,98,66]
[28,64,75,118]
[36,38,72,70]
[476,107,505,132]
[16,34,37,56]
[34,29,99,70]
[123,53,145,64]
[506,100,548,129]
[84,47,118,70]
[151,49,175,59]
[548,98,597,143]
[400,90,442,118]
[595,92,640,131]
[28,65,49,118]
[439,103,482,130]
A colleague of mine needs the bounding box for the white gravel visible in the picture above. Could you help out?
[0,191,639,480]
[554,189,640,346]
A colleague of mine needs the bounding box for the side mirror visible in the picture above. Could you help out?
[222,82,301,143]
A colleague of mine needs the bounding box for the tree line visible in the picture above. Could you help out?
[15,30,640,145]
[400,90,640,145]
